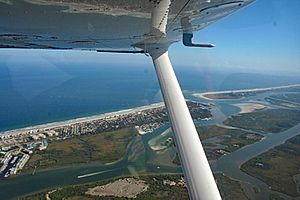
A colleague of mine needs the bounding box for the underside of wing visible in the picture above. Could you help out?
[0,0,254,51]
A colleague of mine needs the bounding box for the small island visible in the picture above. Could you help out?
[21,173,249,200]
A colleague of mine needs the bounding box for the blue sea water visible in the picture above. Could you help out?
[0,59,299,131]
[0,62,160,131]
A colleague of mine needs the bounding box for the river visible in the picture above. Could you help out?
[213,124,300,199]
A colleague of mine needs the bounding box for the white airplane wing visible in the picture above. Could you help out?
[0,0,255,199]
[0,0,253,51]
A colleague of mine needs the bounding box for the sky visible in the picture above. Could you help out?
[0,0,300,76]
[170,0,300,75]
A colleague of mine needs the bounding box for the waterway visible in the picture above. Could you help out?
[213,124,300,199]
[0,124,182,200]
[0,91,299,199]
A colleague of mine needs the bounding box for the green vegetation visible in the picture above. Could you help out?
[220,132,262,152]
[20,193,45,200]
[172,125,262,162]
[196,125,232,140]
[21,173,249,200]
[21,174,189,200]
[23,128,134,172]
[269,194,286,200]
[270,93,300,104]
[204,93,241,100]
[215,173,249,200]
[196,125,262,159]
[224,109,300,133]
[265,93,300,109]
[241,134,300,197]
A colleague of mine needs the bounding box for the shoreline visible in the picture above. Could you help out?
[193,84,300,100]
[0,102,164,137]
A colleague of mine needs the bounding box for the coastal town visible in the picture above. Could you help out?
[0,101,212,178]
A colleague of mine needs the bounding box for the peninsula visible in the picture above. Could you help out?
[194,84,300,100]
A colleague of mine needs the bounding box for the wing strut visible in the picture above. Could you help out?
[134,0,221,198]
[149,48,221,200]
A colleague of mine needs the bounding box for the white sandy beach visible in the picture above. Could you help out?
[0,102,165,137]
[233,103,267,114]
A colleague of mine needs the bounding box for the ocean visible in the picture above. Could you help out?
[0,60,299,132]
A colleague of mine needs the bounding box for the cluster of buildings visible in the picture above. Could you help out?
[162,176,187,187]
[135,122,163,135]
[0,140,49,178]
